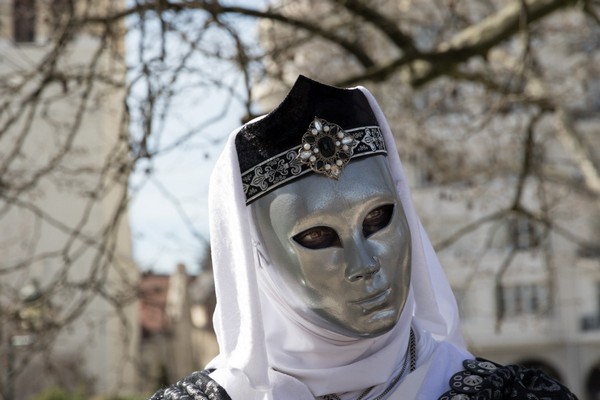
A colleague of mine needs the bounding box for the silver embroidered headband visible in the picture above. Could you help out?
[240,116,387,204]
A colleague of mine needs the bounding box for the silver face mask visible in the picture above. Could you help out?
[251,156,412,338]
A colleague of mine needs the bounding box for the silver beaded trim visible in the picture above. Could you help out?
[241,120,386,204]
[298,117,357,179]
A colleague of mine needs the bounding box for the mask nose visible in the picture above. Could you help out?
[345,235,380,282]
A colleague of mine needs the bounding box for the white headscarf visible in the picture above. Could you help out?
[206,84,469,400]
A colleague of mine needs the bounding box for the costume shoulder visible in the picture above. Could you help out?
[438,358,578,400]
[148,369,232,400]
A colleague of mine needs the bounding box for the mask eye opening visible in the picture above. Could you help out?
[362,204,395,238]
[293,226,341,249]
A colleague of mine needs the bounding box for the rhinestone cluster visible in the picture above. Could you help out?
[297,117,356,179]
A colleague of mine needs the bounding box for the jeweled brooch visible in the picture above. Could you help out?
[297,117,357,179]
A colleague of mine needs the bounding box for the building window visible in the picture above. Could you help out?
[13,0,36,43]
[498,283,550,318]
[509,215,540,250]
[597,281,600,312]
[48,0,69,35]
[581,282,600,331]
[578,214,600,258]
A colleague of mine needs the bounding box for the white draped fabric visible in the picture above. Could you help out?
[206,85,472,400]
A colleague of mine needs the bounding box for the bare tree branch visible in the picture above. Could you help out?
[554,108,600,197]
[337,0,578,86]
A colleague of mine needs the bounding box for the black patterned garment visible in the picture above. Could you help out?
[148,370,231,400]
[438,359,578,400]
[148,359,578,400]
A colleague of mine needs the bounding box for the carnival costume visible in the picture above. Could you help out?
[148,76,576,400]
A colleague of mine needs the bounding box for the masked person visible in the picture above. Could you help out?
[148,76,576,400]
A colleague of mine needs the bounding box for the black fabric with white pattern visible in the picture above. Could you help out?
[147,358,578,400]
[438,358,578,400]
[148,369,231,400]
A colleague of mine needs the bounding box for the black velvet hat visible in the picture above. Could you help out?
[236,75,387,204]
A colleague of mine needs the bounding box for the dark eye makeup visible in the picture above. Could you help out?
[292,204,395,249]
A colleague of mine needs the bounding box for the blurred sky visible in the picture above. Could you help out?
[127,101,243,275]
[125,9,252,275]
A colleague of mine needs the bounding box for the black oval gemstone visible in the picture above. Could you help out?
[318,136,336,157]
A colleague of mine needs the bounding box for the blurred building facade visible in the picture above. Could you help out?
[0,1,138,398]
[408,118,600,400]
[138,264,218,394]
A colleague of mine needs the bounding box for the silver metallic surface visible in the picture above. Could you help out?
[251,156,411,338]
